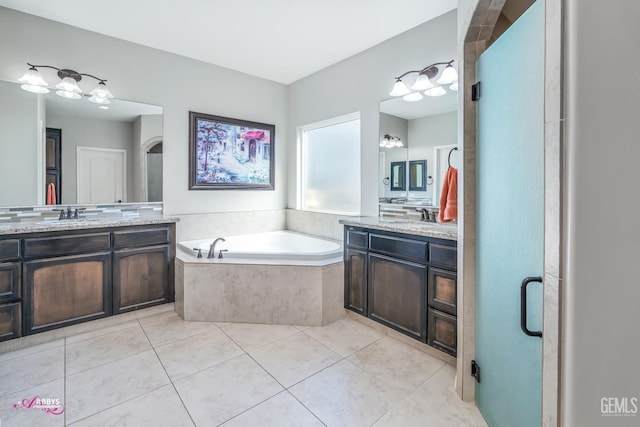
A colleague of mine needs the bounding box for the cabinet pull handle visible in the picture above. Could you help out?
[520,276,543,337]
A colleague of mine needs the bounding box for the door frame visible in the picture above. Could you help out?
[76,146,127,203]
[140,136,163,202]
[457,1,563,426]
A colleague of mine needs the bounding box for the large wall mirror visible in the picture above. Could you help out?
[379,91,458,209]
[0,80,163,207]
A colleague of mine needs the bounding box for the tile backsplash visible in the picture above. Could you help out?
[0,202,164,223]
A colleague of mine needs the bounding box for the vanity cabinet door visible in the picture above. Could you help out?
[368,253,426,341]
[23,252,111,335]
[0,262,21,303]
[0,302,21,342]
[345,248,367,314]
[113,245,169,314]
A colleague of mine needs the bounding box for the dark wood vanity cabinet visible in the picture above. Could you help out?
[112,227,172,314]
[344,225,457,356]
[113,246,169,313]
[0,239,22,340]
[368,253,426,340]
[344,248,367,314]
[0,222,175,341]
[23,252,111,334]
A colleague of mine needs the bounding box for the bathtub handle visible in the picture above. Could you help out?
[192,248,203,258]
[218,249,229,259]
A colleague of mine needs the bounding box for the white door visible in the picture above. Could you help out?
[77,146,126,203]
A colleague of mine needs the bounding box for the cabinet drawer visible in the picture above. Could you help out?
[0,239,20,262]
[428,267,457,315]
[113,228,170,249]
[345,228,368,250]
[429,243,457,268]
[24,233,111,258]
[428,308,457,356]
[370,234,427,263]
[0,262,21,302]
[0,302,21,342]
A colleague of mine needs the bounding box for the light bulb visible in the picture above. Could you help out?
[21,84,50,94]
[18,68,48,87]
[402,92,423,102]
[56,90,81,100]
[90,82,113,99]
[425,86,446,97]
[449,82,458,91]
[389,79,411,97]
[411,73,434,91]
[88,95,111,105]
[56,77,82,93]
[437,65,458,85]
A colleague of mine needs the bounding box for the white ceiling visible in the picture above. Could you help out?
[0,0,457,84]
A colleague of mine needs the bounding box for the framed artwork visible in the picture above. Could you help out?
[189,111,275,190]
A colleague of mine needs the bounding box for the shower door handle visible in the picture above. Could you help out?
[520,276,543,337]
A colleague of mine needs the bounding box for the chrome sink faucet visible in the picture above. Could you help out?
[208,237,226,259]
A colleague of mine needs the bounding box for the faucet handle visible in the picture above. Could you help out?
[53,208,65,220]
[218,249,229,259]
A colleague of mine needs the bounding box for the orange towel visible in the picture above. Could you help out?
[46,183,52,205]
[438,166,458,222]
[46,183,57,205]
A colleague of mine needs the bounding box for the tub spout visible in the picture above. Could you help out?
[208,237,226,258]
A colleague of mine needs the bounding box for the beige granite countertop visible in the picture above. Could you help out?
[0,216,179,235]
[339,216,457,241]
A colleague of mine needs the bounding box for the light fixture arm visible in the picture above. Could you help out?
[26,63,108,84]
[393,60,454,81]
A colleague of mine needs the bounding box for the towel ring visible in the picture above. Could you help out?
[448,147,458,167]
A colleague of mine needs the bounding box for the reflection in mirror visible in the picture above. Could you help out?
[0,79,163,207]
[379,91,457,210]
[390,161,406,191]
[409,160,426,191]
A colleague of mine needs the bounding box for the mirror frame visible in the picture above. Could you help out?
[409,159,427,191]
[390,161,406,191]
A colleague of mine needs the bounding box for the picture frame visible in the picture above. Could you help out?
[189,111,275,190]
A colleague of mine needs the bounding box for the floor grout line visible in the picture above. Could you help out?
[3,308,484,426]
[139,318,198,427]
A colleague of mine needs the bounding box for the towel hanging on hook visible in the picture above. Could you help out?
[448,147,458,167]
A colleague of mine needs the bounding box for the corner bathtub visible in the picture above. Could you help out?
[178,230,342,264]
[175,230,346,326]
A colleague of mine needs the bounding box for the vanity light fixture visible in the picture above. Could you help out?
[18,63,114,104]
[379,134,404,148]
[389,59,458,101]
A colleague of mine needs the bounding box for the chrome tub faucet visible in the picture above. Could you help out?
[208,237,226,259]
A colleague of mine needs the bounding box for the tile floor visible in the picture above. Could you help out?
[0,308,487,426]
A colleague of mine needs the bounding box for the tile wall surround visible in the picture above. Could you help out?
[378,202,439,221]
[0,202,164,224]
[175,256,345,327]
[285,209,351,241]
[176,209,286,242]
